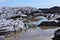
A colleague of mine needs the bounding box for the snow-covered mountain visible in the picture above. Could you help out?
[0,7,39,19]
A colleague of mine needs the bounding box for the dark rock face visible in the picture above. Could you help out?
[38,21,60,26]
[52,29,60,40]
[39,6,60,14]
[55,18,60,21]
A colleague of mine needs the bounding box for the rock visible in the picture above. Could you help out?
[52,29,60,40]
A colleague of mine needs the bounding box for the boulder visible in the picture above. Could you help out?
[52,29,60,40]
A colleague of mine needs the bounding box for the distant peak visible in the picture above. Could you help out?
[50,6,60,9]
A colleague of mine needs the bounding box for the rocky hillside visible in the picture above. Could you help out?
[39,6,60,14]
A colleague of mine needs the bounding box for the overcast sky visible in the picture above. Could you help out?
[0,0,60,8]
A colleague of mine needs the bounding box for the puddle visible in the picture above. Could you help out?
[5,26,60,40]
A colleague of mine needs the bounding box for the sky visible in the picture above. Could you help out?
[0,0,60,8]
